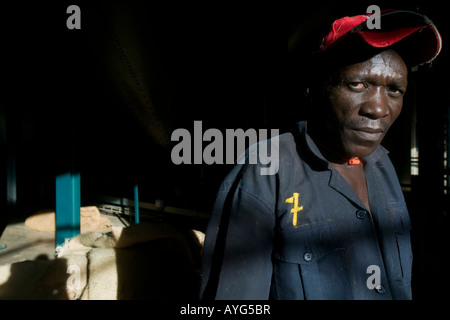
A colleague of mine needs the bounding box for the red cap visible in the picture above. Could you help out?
[320,10,442,66]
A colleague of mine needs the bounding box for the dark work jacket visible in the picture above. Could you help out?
[199,121,412,300]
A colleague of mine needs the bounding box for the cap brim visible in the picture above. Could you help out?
[357,26,423,48]
[355,10,442,65]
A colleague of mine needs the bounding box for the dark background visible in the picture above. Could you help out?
[1,0,448,300]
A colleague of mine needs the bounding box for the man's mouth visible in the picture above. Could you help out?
[351,127,384,142]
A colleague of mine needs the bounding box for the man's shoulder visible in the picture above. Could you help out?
[217,132,299,188]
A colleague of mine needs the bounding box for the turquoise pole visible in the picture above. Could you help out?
[134,184,139,224]
[55,172,80,247]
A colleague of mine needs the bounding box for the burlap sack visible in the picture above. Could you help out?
[25,206,112,233]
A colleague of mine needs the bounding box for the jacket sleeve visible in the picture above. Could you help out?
[199,163,276,300]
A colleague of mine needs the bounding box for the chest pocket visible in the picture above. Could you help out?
[272,220,351,300]
[388,203,413,283]
[274,220,339,263]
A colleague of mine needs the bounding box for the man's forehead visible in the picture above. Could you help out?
[340,50,408,81]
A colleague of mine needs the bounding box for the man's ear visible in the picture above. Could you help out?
[305,87,314,107]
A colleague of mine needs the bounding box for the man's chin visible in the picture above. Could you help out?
[345,144,380,159]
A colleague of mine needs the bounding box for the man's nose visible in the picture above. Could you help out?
[359,87,389,119]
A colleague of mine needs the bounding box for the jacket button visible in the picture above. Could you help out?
[303,252,313,262]
[375,284,385,294]
[356,209,367,219]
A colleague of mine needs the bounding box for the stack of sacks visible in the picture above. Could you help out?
[0,222,204,300]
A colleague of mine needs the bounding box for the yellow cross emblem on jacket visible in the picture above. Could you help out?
[285,192,303,227]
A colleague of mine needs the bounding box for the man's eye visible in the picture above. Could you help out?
[388,86,405,97]
[348,82,366,91]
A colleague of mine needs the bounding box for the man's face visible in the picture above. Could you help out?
[319,49,408,160]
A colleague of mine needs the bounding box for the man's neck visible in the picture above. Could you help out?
[307,129,353,165]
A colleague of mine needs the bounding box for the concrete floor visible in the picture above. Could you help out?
[0,222,55,266]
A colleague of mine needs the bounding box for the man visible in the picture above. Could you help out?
[199,10,442,300]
